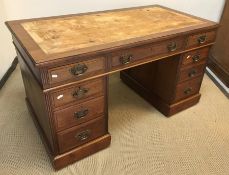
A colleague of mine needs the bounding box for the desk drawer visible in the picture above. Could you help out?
[174,76,203,102]
[110,37,185,70]
[54,96,105,131]
[51,78,104,108]
[187,30,216,48]
[57,117,106,153]
[181,47,210,66]
[178,63,206,83]
[48,57,105,85]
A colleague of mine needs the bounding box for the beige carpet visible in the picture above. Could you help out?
[0,66,229,175]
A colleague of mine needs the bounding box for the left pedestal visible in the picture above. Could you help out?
[17,51,111,170]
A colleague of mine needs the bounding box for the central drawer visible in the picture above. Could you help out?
[110,36,185,70]
[57,117,106,153]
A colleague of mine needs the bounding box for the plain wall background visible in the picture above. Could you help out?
[0,1,17,79]
[0,0,226,79]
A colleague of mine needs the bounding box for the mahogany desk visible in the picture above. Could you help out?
[6,5,218,169]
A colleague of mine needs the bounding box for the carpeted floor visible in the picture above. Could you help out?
[0,66,229,175]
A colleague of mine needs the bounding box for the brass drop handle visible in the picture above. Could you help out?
[188,69,197,78]
[120,54,133,65]
[74,108,89,119]
[167,41,177,52]
[75,130,91,141]
[192,55,200,62]
[198,35,207,44]
[184,87,193,95]
[73,87,89,99]
[70,64,88,76]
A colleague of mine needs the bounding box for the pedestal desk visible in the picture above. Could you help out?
[6,5,218,170]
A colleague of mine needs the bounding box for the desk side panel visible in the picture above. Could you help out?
[17,52,56,154]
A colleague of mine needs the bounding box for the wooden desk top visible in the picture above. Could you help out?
[6,5,217,65]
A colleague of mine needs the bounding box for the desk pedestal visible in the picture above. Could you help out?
[120,54,203,116]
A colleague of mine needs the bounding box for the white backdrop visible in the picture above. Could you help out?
[0,0,226,79]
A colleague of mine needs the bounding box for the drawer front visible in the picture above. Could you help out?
[174,76,203,102]
[51,78,104,108]
[187,30,216,48]
[57,117,106,153]
[111,37,185,70]
[54,96,105,131]
[178,63,206,83]
[181,47,210,66]
[48,57,105,85]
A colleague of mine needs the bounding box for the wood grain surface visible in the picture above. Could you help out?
[21,7,205,55]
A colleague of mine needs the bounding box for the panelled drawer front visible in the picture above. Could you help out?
[51,78,104,108]
[174,76,203,102]
[54,96,105,131]
[48,57,105,85]
[57,117,106,153]
[186,30,216,48]
[181,47,210,66]
[111,37,185,69]
[178,63,206,83]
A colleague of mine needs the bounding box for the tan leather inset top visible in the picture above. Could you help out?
[22,6,205,55]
